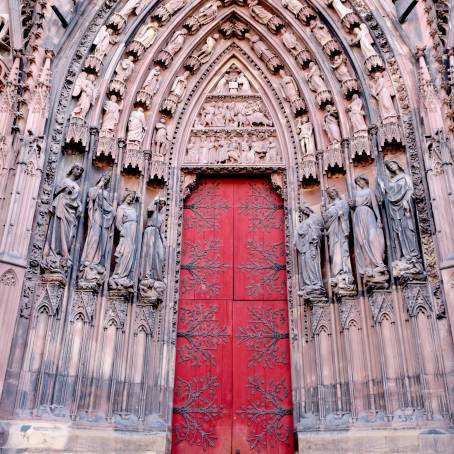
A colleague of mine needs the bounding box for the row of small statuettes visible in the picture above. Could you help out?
[295,159,423,298]
[40,166,167,299]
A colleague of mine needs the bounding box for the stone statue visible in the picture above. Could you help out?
[93,26,112,60]
[186,34,218,71]
[323,105,341,144]
[297,115,315,156]
[248,0,284,33]
[127,107,146,143]
[349,175,388,284]
[370,72,398,123]
[143,66,161,94]
[42,164,84,273]
[310,19,332,47]
[153,0,187,24]
[118,0,144,17]
[246,33,283,72]
[331,54,350,83]
[329,0,353,19]
[140,198,167,299]
[109,191,138,290]
[71,72,97,119]
[0,14,9,43]
[153,118,170,157]
[306,62,328,94]
[295,205,326,299]
[380,160,422,275]
[79,173,115,287]
[351,24,383,71]
[238,72,251,93]
[156,29,187,67]
[322,187,355,294]
[113,56,135,82]
[161,71,189,114]
[282,29,311,67]
[184,1,220,33]
[135,21,159,48]
[101,95,122,131]
[280,71,305,115]
[347,94,368,134]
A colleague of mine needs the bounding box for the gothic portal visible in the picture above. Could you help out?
[0,1,454,453]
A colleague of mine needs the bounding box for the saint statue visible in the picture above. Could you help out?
[79,173,115,287]
[127,107,146,143]
[323,105,341,144]
[297,115,315,156]
[135,21,159,48]
[71,72,97,119]
[351,24,378,60]
[306,62,328,94]
[370,72,398,123]
[143,66,161,94]
[349,175,388,283]
[322,187,355,293]
[42,164,84,273]
[380,160,422,275]
[109,191,138,289]
[101,95,122,131]
[347,94,368,134]
[93,26,112,60]
[140,198,167,299]
[295,205,326,298]
[113,56,135,82]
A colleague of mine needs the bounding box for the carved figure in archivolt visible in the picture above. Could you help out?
[282,29,312,67]
[93,25,113,60]
[114,56,135,83]
[246,33,283,72]
[327,0,353,19]
[135,21,159,48]
[79,173,115,287]
[153,0,187,24]
[295,205,326,299]
[296,115,315,157]
[347,94,367,134]
[307,63,331,104]
[186,34,218,72]
[101,95,122,131]
[161,71,189,114]
[215,66,252,94]
[280,71,305,115]
[349,175,388,284]
[370,72,398,123]
[322,187,355,294]
[118,0,144,17]
[248,0,284,33]
[42,164,84,273]
[153,118,171,158]
[127,107,146,143]
[309,19,337,53]
[109,191,138,290]
[351,24,383,71]
[138,66,161,106]
[323,105,341,145]
[140,198,167,298]
[0,14,9,43]
[156,29,187,66]
[71,72,97,119]
[184,1,220,33]
[380,160,422,276]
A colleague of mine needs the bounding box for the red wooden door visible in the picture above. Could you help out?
[172,178,293,453]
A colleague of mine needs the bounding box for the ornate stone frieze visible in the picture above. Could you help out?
[104,293,128,330]
[311,302,331,335]
[33,280,65,319]
[339,297,361,330]
[401,281,433,318]
[368,289,394,324]
[134,304,157,334]
[70,290,97,325]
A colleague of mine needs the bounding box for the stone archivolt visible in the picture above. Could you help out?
[0,0,453,453]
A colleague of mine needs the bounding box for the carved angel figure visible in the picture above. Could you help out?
[127,107,146,143]
[101,95,122,131]
[42,164,84,272]
[306,62,328,94]
[71,72,97,119]
[295,205,325,297]
[347,94,367,134]
[297,115,315,156]
[109,191,138,290]
[323,105,341,144]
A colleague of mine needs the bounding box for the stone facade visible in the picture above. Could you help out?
[0,0,453,452]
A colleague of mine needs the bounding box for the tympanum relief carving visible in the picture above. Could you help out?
[184,65,282,166]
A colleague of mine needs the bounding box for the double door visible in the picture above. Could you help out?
[172,177,293,453]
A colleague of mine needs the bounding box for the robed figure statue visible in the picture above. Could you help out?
[109,191,138,290]
[322,187,356,296]
[295,205,326,300]
[380,160,422,276]
[42,164,84,273]
[79,173,115,288]
[139,198,167,300]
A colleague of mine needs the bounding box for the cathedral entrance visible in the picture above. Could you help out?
[172,177,293,453]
